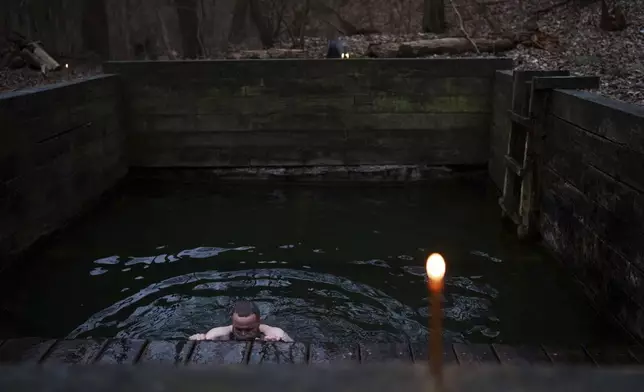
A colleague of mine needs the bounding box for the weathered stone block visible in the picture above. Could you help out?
[189,341,249,365]
[452,343,499,365]
[65,75,118,106]
[69,100,117,128]
[194,114,245,131]
[343,113,488,131]
[585,347,640,366]
[546,115,644,193]
[0,338,56,364]
[541,188,644,308]
[196,95,354,117]
[360,343,412,363]
[309,343,360,364]
[0,75,124,262]
[542,346,594,365]
[23,109,72,144]
[492,345,551,366]
[550,90,644,155]
[540,206,644,341]
[0,152,25,184]
[248,342,307,364]
[42,339,106,364]
[629,347,644,363]
[95,339,146,365]
[369,76,492,97]
[354,94,489,113]
[138,340,194,364]
[128,130,347,167]
[129,84,196,115]
[541,168,644,274]
[32,132,74,169]
[344,128,489,165]
[409,341,457,364]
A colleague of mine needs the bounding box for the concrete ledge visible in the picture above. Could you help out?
[3,363,644,392]
[0,338,643,366]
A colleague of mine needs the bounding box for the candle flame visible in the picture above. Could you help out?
[426,253,446,281]
[65,63,69,68]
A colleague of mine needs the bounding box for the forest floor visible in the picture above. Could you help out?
[0,0,642,106]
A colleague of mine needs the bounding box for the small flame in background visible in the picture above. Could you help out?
[426,253,446,281]
[341,53,351,59]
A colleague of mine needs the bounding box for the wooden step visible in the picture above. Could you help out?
[508,110,534,128]
[504,155,524,177]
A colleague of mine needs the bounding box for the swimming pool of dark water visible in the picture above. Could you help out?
[0,178,627,345]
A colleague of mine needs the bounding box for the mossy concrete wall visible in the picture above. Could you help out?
[489,70,644,341]
[104,58,512,168]
[0,75,126,266]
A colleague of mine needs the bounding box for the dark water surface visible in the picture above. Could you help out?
[1,178,627,345]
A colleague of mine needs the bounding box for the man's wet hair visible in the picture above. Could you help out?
[232,301,260,319]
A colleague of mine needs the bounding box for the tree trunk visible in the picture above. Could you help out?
[175,0,201,58]
[228,0,251,45]
[422,0,445,33]
[82,0,110,58]
[248,0,274,48]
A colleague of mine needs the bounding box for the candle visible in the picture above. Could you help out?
[426,253,446,390]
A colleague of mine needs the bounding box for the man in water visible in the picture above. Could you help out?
[189,300,293,342]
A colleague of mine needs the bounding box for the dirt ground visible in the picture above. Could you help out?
[1,0,642,106]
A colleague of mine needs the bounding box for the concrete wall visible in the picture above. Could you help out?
[540,90,644,340]
[0,75,126,266]
[104,58,512,168]
[489,70,513,189]
[489,71,644,340]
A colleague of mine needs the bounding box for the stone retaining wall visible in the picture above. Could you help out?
[0,75,126,267]
[488,70,512,189]
[540,90,644,341]
[0,338,643,366]
[104,58,512,169]
[489,70,644,341]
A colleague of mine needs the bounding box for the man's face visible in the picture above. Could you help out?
[231,313,260,340]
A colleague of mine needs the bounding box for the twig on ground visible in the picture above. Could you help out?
[448,0,480,54]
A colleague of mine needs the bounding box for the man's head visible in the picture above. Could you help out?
[231,301,261,340]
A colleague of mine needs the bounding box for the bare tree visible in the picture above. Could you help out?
[175,0,201,58]
[422,0,445,33]
[229,0,274,48]
[599,0,626,31]
[81,0,110,58]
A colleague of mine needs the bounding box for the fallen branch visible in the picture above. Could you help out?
[3,32,60,73]
[448,0,479,54]
[21,43,61,73]
[367,37,515,58]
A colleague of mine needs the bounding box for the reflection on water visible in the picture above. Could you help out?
[70,246,500,342]
[1,180,627,344]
